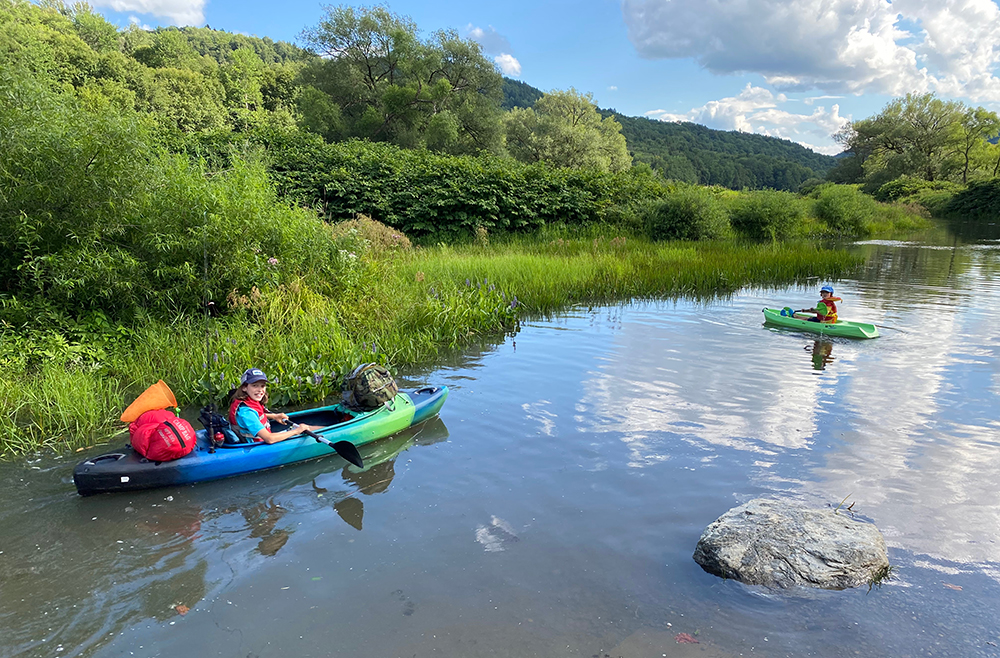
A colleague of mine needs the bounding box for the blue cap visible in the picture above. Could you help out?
[240,368,268,385]
[820,285,834,294]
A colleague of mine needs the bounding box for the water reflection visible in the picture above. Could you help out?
[0,416,449,658]
[241,500,290,556]
[806,340,835,370]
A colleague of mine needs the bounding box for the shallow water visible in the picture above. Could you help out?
[2,220,999,658]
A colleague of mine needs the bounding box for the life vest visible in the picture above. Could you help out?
[229,398,269,440]
[816,296,842,323]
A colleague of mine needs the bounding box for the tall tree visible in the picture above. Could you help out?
[952,107,1000,184]
[298,4,504,154]
[836,93,964,183]
[503,88,631,171]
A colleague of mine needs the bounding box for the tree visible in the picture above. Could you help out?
[503,88,632,171]
[297,4,504,154]
[952,107,1000,184]
[836,93,964,184]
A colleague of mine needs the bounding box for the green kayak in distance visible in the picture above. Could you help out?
[762,308,880,339]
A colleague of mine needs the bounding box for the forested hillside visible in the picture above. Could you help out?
[607,113,836,189]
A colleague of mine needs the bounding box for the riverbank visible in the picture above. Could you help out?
[0,233,863,456]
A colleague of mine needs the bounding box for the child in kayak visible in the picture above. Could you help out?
[798,285,843,323]
[229,368,320,443]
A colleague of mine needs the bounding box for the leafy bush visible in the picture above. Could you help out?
[729,189,804,240]
[0,68,351,324]
[812,185,878,236]
[267,137,674,241]
[329,214,413,254]
[945,179,1000,220]
[797,178,826,195]
[874,176,961,203]
[642,185,731,241]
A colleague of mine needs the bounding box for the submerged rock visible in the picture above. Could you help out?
[693,498,889,590]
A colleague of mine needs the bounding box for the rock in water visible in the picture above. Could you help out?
[693,498,890,589]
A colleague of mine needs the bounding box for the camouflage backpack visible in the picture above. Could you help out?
[344,363,399,411]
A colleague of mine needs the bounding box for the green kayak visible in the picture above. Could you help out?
[762,308,880,339]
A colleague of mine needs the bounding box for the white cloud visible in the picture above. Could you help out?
[465,24,512,55]
[494,53,522,77]
[94,0,204,25]
[128,15,153,30]
[622,0,1000,102]
[645,84,850,153]
[608,85,618,91]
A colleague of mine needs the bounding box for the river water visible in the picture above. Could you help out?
[2,220,999,658]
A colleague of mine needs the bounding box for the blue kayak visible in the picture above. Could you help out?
[73,386,448,495]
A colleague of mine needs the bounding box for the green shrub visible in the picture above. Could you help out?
[874,176,961,203]
[266,137,675,240]
[642,185,730,241]
[797,178,826,195]
[813,185,877,236]
[0,68,354,324]
[729,189,804,240]
[945,179,1000,220]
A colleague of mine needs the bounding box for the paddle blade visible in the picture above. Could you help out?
[333,441,364,468]
[120,380,178,423]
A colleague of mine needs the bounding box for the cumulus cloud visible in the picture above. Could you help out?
[128,15,153,30]
[494,53,522,77]
[608,85,618,91]
[623,0,1000,101]
[646,84,849,154]
[93,0,204,25]
[465,24,512,55]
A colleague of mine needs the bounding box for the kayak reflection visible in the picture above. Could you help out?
[317,416,450,531]
[806,340,835,370]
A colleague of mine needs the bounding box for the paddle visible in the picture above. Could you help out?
[301,428,364,468]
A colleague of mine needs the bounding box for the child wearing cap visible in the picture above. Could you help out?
[228,368,320,443]
[798,286,843,323]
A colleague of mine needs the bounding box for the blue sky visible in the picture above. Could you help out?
[92,0,1000,155]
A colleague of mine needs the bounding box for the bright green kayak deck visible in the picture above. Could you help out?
[762,308,880,339]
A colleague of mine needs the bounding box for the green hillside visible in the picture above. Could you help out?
[608,112,837,189]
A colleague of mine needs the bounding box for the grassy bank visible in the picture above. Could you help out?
[0,233,862,456]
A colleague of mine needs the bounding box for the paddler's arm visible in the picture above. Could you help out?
[255,422,322,444]
[266,411,291,424]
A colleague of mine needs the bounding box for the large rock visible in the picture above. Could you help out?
[693,498,890,590]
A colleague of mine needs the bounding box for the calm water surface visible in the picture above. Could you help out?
[2,221,999,658]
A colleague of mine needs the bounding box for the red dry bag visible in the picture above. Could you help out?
[129,409,197,462]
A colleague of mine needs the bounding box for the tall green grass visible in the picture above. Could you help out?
[0,234,862,455]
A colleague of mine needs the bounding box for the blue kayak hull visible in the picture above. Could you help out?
[73,386,448,495]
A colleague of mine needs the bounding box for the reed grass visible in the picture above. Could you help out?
[0,234,862,456]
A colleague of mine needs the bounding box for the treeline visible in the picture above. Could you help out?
[0,0,843,193]
[832,93,1000,219]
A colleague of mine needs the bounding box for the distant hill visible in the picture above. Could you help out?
[503,78,837,190]
[502,78,544,110]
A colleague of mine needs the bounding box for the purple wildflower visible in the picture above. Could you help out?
[267,257,279,266]
[313,373,323,385]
